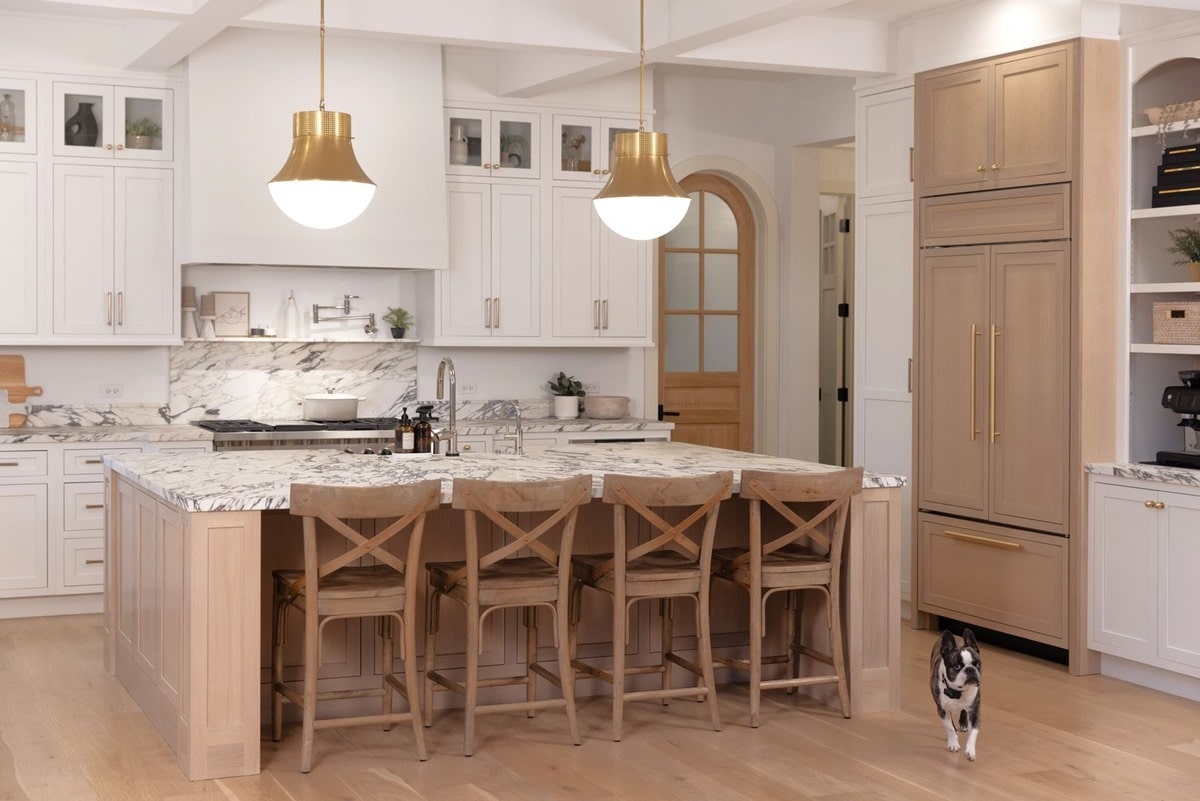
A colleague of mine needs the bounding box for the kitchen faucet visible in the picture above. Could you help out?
[501,400,524,455]
[436,357,459,456]
[312,294,378,334]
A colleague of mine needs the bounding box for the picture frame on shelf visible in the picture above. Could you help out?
[212,291,250,336]
[0,76,37,154]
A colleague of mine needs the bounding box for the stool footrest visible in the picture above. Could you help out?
[474,698,567,716]
[664,651,703,677]
[623,686,709,702]
[313,711,418,730]
[793,644,834,666]
[530,662,564,689]
[762,675,839,690]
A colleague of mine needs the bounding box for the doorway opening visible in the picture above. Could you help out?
[818,192,854,466]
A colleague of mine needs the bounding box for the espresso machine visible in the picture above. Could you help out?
[1157,371,1200,469]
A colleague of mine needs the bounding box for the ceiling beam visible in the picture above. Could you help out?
[123,0,266,70]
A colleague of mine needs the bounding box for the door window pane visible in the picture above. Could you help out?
[704,193,737,249]
[449,115,484,167]
[665,191,700,248]
[664,314,699,372]
[704,253,738,310]
[560,123,592,173]
[664,252,699,310]
[497,118,532,170]
[703,315,738,372]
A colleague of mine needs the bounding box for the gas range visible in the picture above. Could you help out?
[194,418,401,450]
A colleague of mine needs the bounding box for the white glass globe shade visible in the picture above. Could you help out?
[593,195,691,241]
[268,179,377,230]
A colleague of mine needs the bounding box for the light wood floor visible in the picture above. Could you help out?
[3,614,1200,800]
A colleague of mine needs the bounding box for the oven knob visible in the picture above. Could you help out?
[343,448,354,454]
[363,447,375,455]
[380,448,393,455]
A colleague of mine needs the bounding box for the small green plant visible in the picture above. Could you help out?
[1167,226,1200,266]
[547,371,585,396]
[125,117,161,137]
[383,306,413,329]
[500,133,528,156]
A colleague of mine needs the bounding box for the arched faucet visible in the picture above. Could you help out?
[436,357,459,456]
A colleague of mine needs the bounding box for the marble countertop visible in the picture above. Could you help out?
[105,441,907,513]
[1086,462,1200,487]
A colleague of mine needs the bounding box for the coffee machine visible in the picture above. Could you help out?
[1157,372,1200,469]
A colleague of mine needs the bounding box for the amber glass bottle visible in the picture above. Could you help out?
[394,408,414,453]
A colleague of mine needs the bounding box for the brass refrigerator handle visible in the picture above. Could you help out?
[484,298,491,329]
[943,529,1023,551]
[990,324,999,443]
[970,324,981,441]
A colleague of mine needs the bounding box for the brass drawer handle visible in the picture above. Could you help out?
[943,529,1024,551]
[1145,499,1155,508]
[0,461,19,467]
[85,559,105,565]
[84,459,103,465]
[84,503,105,509]
[1155,500,1166,510]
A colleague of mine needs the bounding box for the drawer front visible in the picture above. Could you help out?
[0,449,49,478]
[920,184,1070,246]
[152,443,211,454]
[63,446,143,475]
[64,481,106,531]
[918,513,1068,646]
[63,537,105,587]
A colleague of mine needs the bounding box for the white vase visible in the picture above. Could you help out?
[553,395,580,419]
[181,307,198,339]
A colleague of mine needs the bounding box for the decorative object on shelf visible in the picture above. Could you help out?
[283,290,301,338]
[1152,301,1200,344]
[592,0,690,241]
[383,306,412,338]
[547,370,585,419]
[582,394,630,419]
[449,123,469,165]
[212,291,251,337]
[197,292,217,339]
[267,0,376,230]
[562,131,587,171]
[0,93,14,142]
[64,101,98,147]
[1167,225,1200,281]
[181,307,199,339]
[1152,141,1200,208]
[499,132,528,167]
[125,117,161,149]
[1147,100,1200,149]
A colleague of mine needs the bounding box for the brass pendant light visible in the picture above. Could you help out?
[268,0,376,230]
[592,0,690,241]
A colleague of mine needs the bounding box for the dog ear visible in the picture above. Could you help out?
[962,628,979,650]
[939,629,958,656]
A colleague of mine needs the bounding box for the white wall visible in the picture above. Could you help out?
[0,346,170,405]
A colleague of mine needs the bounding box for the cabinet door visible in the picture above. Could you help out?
[490,111,540,180]
[1159,488,1200,670]
[989,243,1069,533]
[992,46,1072,189]
[918,247,988,517]
[0,76,37,155]
[54,82,113,157]
[916,66,990,194]
[598,117,639,178]
[441,182,492,337]
[1089,482,1157,660]
[598,224,649,338]
[0,483,48,592]
[53,164,115,335]
[551,187,602,337]
[857,86,914,201]
[115,86,173,162]
[115,168,174,336]
[490,183,540,337]
[445,108,492,177]
[0,161,37,335]
[553,115,600,181]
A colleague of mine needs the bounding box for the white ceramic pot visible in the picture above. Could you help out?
[299,392,364,421]
[553,395,580,419]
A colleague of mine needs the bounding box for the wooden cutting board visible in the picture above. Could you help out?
[0,355,43,427]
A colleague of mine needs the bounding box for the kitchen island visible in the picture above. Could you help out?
[103,442,904,780]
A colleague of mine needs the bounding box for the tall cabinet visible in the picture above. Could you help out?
[912,39,1119,673]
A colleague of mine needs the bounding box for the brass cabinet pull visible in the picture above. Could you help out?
[593,300,600,330]
[1155,500,1166,510]
[976,165,985,172]
[943,529,1023,551]
[593,169,603,175]
[991,163,999,171]
[105,143,113,150]
[117,291,124,325]
[493,297,500,329]
[0,461,19,467]
[484,298,492,329]
[602,299,609,330]
[989,324,999,443]
[106,292,113,325]
[970,324,981,441]
[84,458,102,464]
[461,443,473,452]
[85,559,104,565]
[1145,499,1156,508]
[909,146,915,182]
[84,503,105,509]
[116,143,124,151]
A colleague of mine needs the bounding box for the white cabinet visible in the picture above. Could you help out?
[1089,476,1200,676]
[0,75,37,155]
[52,164,175,339]
[551,186,651,342]
[552,114,639,182]
[445,107,540,179]
[0,161,38,335]
[436,181,540,340]
[0,483,48,592]
[856,84,914,202]
[53,81,173,161]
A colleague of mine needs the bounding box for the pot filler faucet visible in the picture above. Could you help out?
[436,357,459,456]
[312,294,377,334]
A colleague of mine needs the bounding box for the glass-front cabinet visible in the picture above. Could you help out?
[53,82,173,161]
[0,76,36,154]
[552,114,639,182]
[444,108,539,179]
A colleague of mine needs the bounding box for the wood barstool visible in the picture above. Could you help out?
[271,480,441,772]
[423,475,592,756]
[711,467,863,726]
[570,471,733,741]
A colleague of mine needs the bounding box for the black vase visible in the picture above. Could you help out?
[64,102,99,146]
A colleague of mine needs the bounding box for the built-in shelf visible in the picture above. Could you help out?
[1130,343,1200,354]
[1131,118,1200,138]
[1131,282,1200,293]
[1131,204,1200,219]
[179,337,421,344]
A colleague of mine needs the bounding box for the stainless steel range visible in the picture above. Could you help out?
[194,418,401,451]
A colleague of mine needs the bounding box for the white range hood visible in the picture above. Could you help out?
[184,28,448,270]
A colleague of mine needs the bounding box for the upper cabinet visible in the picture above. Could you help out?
[445,108,540,179]
[0,162,38,336]
[0,75,37,155]
[857,83,914,202]
[53,82,173,161]
[916,42,1073,196]
[552,115,639,183]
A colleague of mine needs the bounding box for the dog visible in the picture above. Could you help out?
[930,628,982,761]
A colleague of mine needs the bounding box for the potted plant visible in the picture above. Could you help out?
[547,371,586,418]
[1167,225,1200,281]
[125,117,161,149]
[383,306,413,338]
[499,132,528,168]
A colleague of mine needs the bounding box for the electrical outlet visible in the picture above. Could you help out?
[583,382,600,392]
[101,383,123,399]
[458,382,478,396]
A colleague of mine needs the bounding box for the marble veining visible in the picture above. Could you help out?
[0,424,214,445]
[105,441,907,513]
[23,403,170,428]
[1086,462,1200,487]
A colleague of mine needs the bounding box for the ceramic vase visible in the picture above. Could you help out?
[64,102,99,147]
[553,395,580,419]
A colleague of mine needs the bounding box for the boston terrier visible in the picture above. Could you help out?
[930,628,982,761]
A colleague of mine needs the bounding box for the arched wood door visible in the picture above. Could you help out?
[658,173,756,451]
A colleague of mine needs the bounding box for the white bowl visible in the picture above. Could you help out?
[582,395,630,419]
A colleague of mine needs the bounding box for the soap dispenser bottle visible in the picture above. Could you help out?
[283,290,301,338]
[394,408,415,453]
[413,405,435,454]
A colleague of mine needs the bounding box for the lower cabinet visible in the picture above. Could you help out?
[0,482,48,592]
[1089,476,1200,677]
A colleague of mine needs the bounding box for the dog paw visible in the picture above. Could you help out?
[946,740,961,753]
[965,747,976,761]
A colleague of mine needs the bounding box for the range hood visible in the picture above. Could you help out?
[184,28,447,270]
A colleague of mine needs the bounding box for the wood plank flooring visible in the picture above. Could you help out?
[2,613,1199,800]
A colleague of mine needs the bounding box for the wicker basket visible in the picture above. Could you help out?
[1153,301,1200,344]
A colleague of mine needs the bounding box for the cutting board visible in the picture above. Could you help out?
[0,355,43,428]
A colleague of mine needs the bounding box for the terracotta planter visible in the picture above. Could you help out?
[126,134,153,149]
[1190,262,1200,282]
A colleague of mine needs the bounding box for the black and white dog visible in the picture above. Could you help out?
[930,628,982,761]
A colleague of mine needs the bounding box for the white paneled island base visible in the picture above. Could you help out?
[102,443,904,780]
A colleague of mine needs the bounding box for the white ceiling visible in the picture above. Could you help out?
[3,0,1200,89]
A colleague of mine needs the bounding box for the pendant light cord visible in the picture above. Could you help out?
[319,0,326,112]
[638,0,645,132]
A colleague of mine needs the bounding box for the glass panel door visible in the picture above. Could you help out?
[0,76,36,154]
[553,114,599,181]
[492,111,540,179]
[446,108,490,176]
[55,82,110,157]
[116,87,172,161]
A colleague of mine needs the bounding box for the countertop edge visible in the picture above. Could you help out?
[1086,462,1200,487]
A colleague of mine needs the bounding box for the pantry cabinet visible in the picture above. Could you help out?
[0,161,38,336]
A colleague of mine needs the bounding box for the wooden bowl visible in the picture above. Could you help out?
[582,395,630,419]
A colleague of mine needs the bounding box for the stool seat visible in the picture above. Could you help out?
[428,556,560,595]
[274,565,406,601]
[712,545,832,585]
[572,551,702,594]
